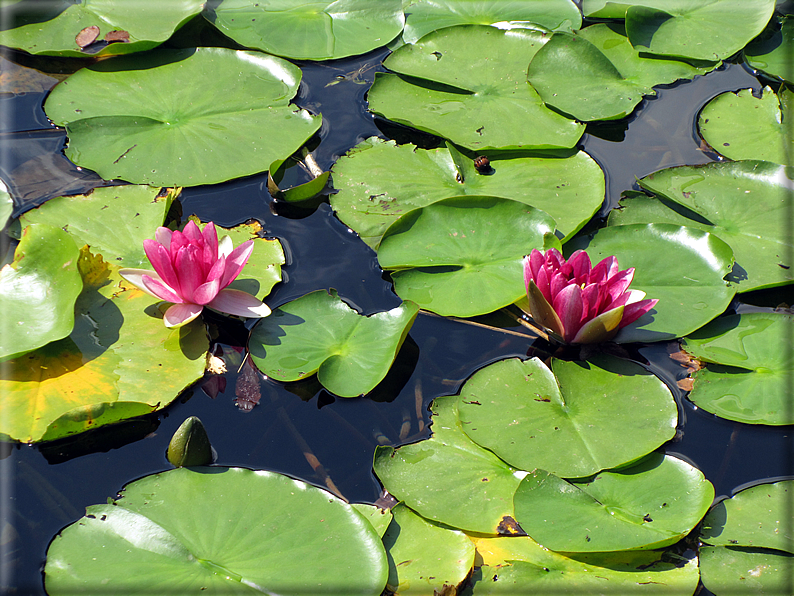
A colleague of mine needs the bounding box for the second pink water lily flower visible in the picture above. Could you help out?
[120,221,271,328]
[522,248,657,344]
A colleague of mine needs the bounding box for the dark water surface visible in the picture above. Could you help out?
[0,27,792,596]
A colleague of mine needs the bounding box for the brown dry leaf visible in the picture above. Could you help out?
[668,345,702,372]
[75,26,100,48]
[104,30,130,43]
[677,377,695,392]
[234,357,261,412]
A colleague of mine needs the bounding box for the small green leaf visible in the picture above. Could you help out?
[745,15,794,83]
[248,290,419,397]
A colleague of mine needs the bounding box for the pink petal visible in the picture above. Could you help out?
[193,278,220,305]
[535,266,551,303]
[549,271,571,300]
[207,288,271,318]
[580,283,599,320]
[201,222,219,264]
[619,298,658,328]
[220,240,254,289]
[174,245,204,302]
[155,227,172,249]
[143,239,180,294]
[604,268,634,302]
[523,256,534,291]
[527,280,565,338]
[119,268,166,299]
[528,249,545,280]
[169,230,189,261]
[552,284,583,343]
[142,274,184,303]
[568,250,591,280]
[163,302,204,328]
[182,220,202,242]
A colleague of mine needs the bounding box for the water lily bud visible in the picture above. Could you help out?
[167,416,213,467]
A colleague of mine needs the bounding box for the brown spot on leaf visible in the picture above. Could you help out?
[75,26,100,48]
[497,515,526,536]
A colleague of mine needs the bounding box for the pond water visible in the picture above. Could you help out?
[0,14,792,596]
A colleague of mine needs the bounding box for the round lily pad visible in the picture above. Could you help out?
[369,25,585,151]
[44,47,322,187]
[211,0,405,60]
[457,356,677,478]
[681,312,794,425]
[44,466,388,595]
[470,534,700,594]
[373,395,526,535]
[248,290,419,397]
[699,546,794,595]
[401,0,582,44]
[513,452,715,552]
[0,0,203,57]
[383,503,475,595]
[0,223,82,362]
[698,86,793,165]
[623,0,776,62]
[528,23,715,121]
[576,223,736,343]
[630,160,794,293]
[330,137,604,249]
[377,196,556,317]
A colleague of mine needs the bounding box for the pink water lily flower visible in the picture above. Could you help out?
[119,221,271,328]
[522,248,657,344]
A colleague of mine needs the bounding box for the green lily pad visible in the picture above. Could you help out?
[745,15,794,83]
[0,250,208,443]
[699,480,794,595]
[377,197,556,317]
[680,312,793,425]
[528,24,715,121]
[621,160,794,292]
[468,534,700,595]
[383,503,475,595]
[211,0,405,60]
[701,480,794,553]
[457,356,677,479]
[699,546,794,595]
[402,0,582,44]
[373,395,526,535]
[576,223,736,343]
[352,503,394,539]
[0,0,203,57]
[698,86,793,165]
[330,137,604,249]
[44,47,322,187]
[18,186,176,267]
[0,223,83,362]
[248,290,419,397]
[513,452,715,552]
[44,466,387,595]
[369,25,585,151]
[623,0,777,62]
